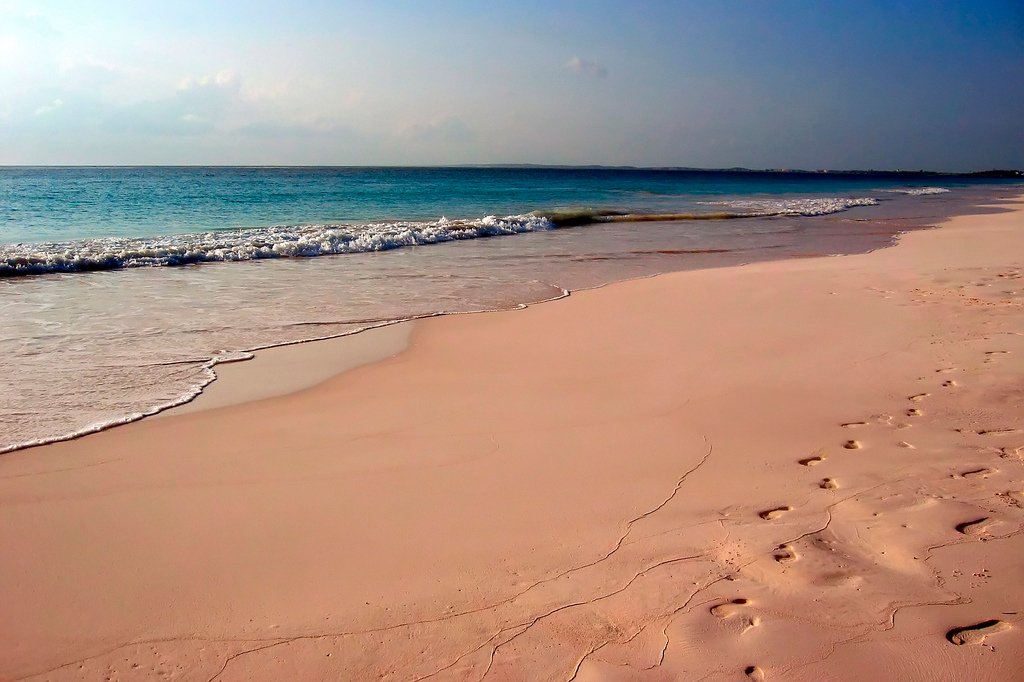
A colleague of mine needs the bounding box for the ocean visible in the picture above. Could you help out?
[1,167,1020,453]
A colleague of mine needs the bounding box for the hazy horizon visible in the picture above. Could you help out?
[2,0,1021,170]
[0,164,1020,173]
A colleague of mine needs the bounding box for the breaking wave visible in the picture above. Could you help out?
[0,214,555,277]
[697,196,879,216]
[2,196,881,278]
[537,197,879,227]
[878,187,950,196]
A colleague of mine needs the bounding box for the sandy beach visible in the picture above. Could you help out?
[2,196,1022,681]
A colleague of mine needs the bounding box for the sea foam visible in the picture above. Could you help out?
[0,214,556,277]
[1,197,882,278]
[700,196,879,216]
[878,187,950,196]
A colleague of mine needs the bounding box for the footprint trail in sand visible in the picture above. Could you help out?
[759,506,792,521]
[947,620,1011,646]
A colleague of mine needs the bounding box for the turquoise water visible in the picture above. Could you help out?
[2,166,1012,276]
[0,166,992,243]
[0,167,1019,454]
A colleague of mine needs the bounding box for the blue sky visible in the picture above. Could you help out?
[1,0,1021,169]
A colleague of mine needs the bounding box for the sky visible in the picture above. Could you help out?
[0,0,1021,170]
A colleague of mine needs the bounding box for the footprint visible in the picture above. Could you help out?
[799,455,825,466]
[906,408,922,417]
[897,441,915,449]
[955,468,995,479]
[741,616,761,634]
[947,620,1011,645]
[759,506,792,521]
[955,517,991,536]
[711,598,750,618]
[942,380,957,388]
[774,544,798,564]
[1000,491,1024,508]
[936,368,957,374]
[841,421,868,428]
[985,350,1010,356]
[1000,446,1023,460]
[745,665,766,681]
[909,393,930,402]
[843,440,862,450]
[819,478,838,490]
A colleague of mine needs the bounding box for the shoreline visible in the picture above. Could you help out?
[160,218,919,419]
[2,195,1022,680]
[0,226,881,450]
[3,185,1014,455]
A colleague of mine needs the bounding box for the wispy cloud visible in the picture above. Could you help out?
[33,98,62,115]
[564,56,607,78]
[177,70,239,91]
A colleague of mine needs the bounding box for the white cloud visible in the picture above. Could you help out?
[57,55,136,77]
[33,98,62,115]
[179,70,239,91]
[564,56,608,78]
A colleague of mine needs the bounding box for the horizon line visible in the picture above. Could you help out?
[0,164,1020,176]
